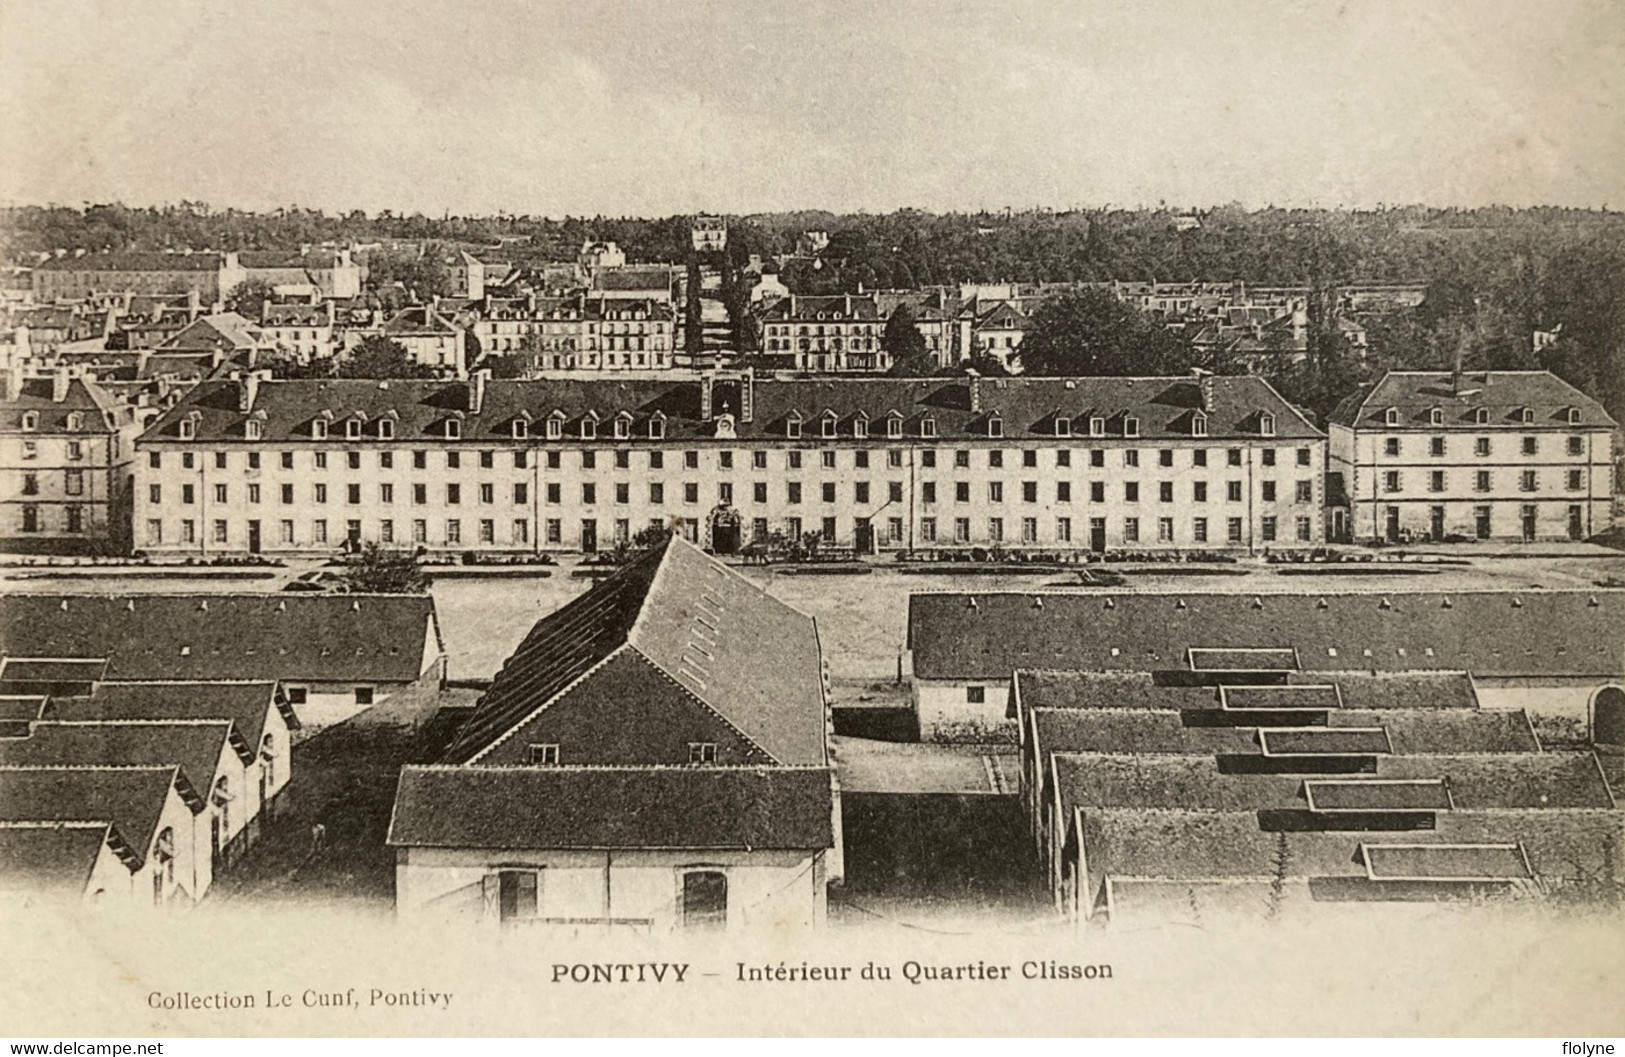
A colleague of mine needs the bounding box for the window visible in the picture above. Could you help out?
[182,483,196,505]
[989,517,1004,541]
[680,871,727,931]
[379,420,395,440]
[213,519,228,543]
[1123,517,1140,543]
[547,452,561,469]
[1521,470,1538,492]
[1124,450,1139,468]
[582,483,596,504]
[1193,517,1208,543]
[413,450,427,470]
[954,450,970,468]
[1475,470,1492,492]
[146,518,162,543]
[752,482,766,503]
[921,517,937,542]
[20,411,38,432]
[513,451,527,469]
[1475,437,1491,457]
[1055,416,1071,437]
[1056,449,1071,468]
[447,483,461,505]
[1522,436,1538,455]
[312,519,327,543]
[954,517,970,542]
[1123,416,1140,437]
[381,519,394,543]
[1261,516,1278,542]
[348,483,362,504]
[1261,449,1277,467]
[987,414,1003,438]
[182,452,195,469]
[1193,481,1208,503]
[788,451,803,469]
[1227,517,1243,543]
[854,450,870,469]
[1124,482,1139,502]
[446,451,460,469]
[1568,436,1585,456]
[1022,449,1038,468]
[988,482,1003,503]
[1056,516,1071,542]
[787,482,802,504]
[480,519,495,543]
[346,418,362,440]
[1430,436,1446,457]
[1384,437,1401,457]
[1428,471,1445,493]
[413,519,428,543]
[989,450,1004,468]
[1157,517,1174,542]
[1159,449,1174,468]
[527,744,560,765]
[354,686,375,706]
[1159,481,1173,503]
[545,519,561,544]
[1057,481,1071,503]
[951,481,967,502]
[689,742,718,764]
[1023,481,1038,503]
[1192,449,1208,468]
[1296,516,1313,541]
[66,470,84,496]
[966,685,986,704]
[921,450,937,468]
[1568,469,1584,491]
[1383,471,1402,493]
[446,519,461,543]
[684,483,699,504]
[1090,482,1105,503]
[20,504,39,533]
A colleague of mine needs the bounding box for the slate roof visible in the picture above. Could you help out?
[0,766,199,864]
[1327,370,1615,430]
[0,594,439,684]
[445,537,827,766]
[263,304,331,327]
[1014,669,1484,715]
[592,267,675,293]
[140,374,1318,444]
[761,295,880,322]
[36,253,226,272]
[912,591,1625,680]
[383,307,460,335]
[0,722,248,793]
[47,682,292,742]
[387,765,834,850]
[0,376,122,432]
[0,822,134,894]
[160,313,266,352]
[0,658,109,686]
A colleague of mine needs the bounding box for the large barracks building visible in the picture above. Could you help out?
[131,371,1325,557]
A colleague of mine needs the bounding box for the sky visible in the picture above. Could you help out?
[1,0,1622,216]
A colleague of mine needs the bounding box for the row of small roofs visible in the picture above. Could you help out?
[908,589,1625,680]
[142,375,1316,443]
[1328,371,1615,428]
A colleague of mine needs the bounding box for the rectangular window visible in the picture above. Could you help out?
[413,451,427,470]
[1261,449,1277,467]
[752,451,767,469]
[479,483,494,504]
[547,483,561,504]
[514,520,530,544]
[1158,481,1173,503]
[479,519,495,543]
[1521,470,1538,492]
[181,519,196,543]
[479,450,494,470]
[1021,517,1038,543]
[1057,481,1071,503]
[1568,436,1585,456]
[348,451,363,470]
[64,470,84,496]
[1261,481,1277,502]
[1090,482,1105,503]
[854,450,870,469]
[546,519,561,544]
[1296,448,1311,467]
[281,519,295,543]
[1157,517,1174,542]
[988,517,1004,542]
[447,483,461,505]
[888,481,903,503]
[547,452,560,469]
[1124,482,1138,502]
[955,450,971,468]
[149,483,162,504]
[313,519,327,543]
[1383,471,1402,493]
[956,482,970,503]
[1193,481,1208,502]
[211,519,228,543]
[1297,480,1314,503]
[720,451,734,469]
[249,452,261,470]
[314,483,328,504]
[149,451,162,469]
[788,482,802,504]
[752,482,767,503]
[887,449,903,468]
[1022,481,1038,503]
[1123,517,1140,543]
[989,451,1004,468]
[348,483,362,504]
[1158,449,1174,467]
[966,686,986,704]
[214,483,228,504]
[616,482,630,504]
[182,483,196,505]
[582,483,596,504]
[248,484,261,504]
[413,519,428,543]
[1296,516,1313,541]
[1090,450,1105,468]
[922,482,937,504]
[921,517,937,542]
[684,451,699,469]
[1261,516,1278,542]
[1193,517,1208,542]
[1056,516,1072,542]
[514,483,528,505]
[1522,436,1538,455]
[921,450,937,468]
[1193,449,1208,467]
[412,483,427,505]
[1123,450,1139,468]
[788,451,803,469]
[888,516,904,542]
[822,482,837,503]
[1568,469,1584,490]
[954,517,970,542]
[446,519,461,544]
[381,519,394,543]
[1227,517,1243,543]
[1475,437,1491,457]
[688,742,717,764]
[1428,471,1445,493]
[1430,437,1446,457]
[1475,470,1492,492]
[684,483,699,504]
[215,451,228,469]
[988,482,1003,503]
[1384,438,1401,457]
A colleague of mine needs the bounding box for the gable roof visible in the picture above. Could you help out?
[0,766,199,863]
[445,538,827,766]
[0,722,248,792]
[1328,370,1615,430]
[0,376,123,432]
[0,822,137,894]
[387,765,833,850]
[48,681,291,743]
[35,253,226,273]
[912,590,1625,680]
[0,595,439,684]
[159,313,265,352]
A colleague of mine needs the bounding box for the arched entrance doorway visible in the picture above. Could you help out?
[710,506,741,555]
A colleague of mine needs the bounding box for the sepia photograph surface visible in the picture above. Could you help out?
[0,0,1623,1038]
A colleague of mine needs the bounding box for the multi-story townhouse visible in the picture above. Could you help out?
[32,252,246,303]
[352,305,466,375]
[478,296,676,371]
[133,370,1323,558]
[260,301,337,363]
[239,248,361,300]
[1327,370,1615,543]
[759,295,889,373]
[969,300,1030,371]
[1,369,138,553]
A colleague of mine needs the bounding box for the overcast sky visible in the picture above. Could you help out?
[1,0,1621,215]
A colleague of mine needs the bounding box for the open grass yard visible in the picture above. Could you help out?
[207,685,474,911]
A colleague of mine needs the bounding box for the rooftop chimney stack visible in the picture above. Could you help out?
[740,367,754,424]
[469,368,490,415]
[52,366,70,403]
[967,368,982,414]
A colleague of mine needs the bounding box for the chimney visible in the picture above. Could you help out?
[469,368,490,415]
[740,367,754,424]
[187,289,200,320]
[52,366,71,403]
[240,372,262,413]
[700,372,714,422]
[1451,342,1465,393]
[262,299,273,325]
[967,368,982,413]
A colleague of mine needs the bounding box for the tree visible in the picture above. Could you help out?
[338,335,434,379]
[336,542,432,593]
[1018,289,1195,376]
[882,305,933,376]
[224,278,277,321]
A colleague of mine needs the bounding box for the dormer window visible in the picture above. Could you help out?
[1258,412,1275,437]
[649,413,666,440]
[1520,407,1534,424]
[310,419,327,440]
[1191,411,1208,437]
[613,414,632,440]
[65,412,84,432]
[1429,407,1443,426]
[853,415,869,439]
[1055,416,1072,438]
[1384,407,1400,426]
[820,412,837,439]
[1474,408,1489,424]
[512,419,528,439]
[786,413,803,439]
[986,414,1003,438]
[20,411,38,432]
[245,419,263,441]
[919,418,937,438]
[178,418,196,440]
[580,416,597,440]
[1567,407,1582,425]
[1123,415,1140,438]
[546,414,564,440]
[445,418,461,440]
[1088,416,1106,438]
[345,418,363,440]
[378,419,395,440]
[886,413,903,439]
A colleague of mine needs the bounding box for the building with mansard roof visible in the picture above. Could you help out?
[131,371,1322,559]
